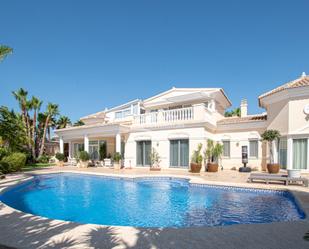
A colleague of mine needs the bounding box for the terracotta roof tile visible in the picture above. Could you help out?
[259,75,309,100]
[217,114,267,125]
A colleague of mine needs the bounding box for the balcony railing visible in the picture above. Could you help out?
[133,105,216,126]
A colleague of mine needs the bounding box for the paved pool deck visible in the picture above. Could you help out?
[0,167,309,249]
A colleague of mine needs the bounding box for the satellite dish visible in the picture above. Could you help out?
[304,104,309,115]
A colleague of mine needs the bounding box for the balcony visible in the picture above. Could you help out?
[132,105,216,127]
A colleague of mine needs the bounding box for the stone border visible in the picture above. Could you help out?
[0,169,309,249]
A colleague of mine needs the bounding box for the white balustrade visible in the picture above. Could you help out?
[133,107,195,125]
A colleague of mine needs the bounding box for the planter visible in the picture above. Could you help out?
[288,169,301,178]
[190,163,202,173]
[78,161,89,168]
[267,163,280,174]
[207,163,219,172]
[150,167,161,171]
[114,162,121,170]
[57,161,64,167]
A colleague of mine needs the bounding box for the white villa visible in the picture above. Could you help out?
[55,73,309,171]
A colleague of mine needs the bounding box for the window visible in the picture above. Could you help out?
[249,140,258,158]
[73,143,84,158]
[115,108,132,119]
[222,141,230,157]
[170,139,189,168]
[293,139,308,170]
[278,138,287,169]
[136,141,151,166]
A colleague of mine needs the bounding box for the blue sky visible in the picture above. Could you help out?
[1,0,309,122]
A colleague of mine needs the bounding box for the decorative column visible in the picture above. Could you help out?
[287,137,293,170]
[68,141,72,158]
[59,137,64,154]
[84,135,89,153]
[116,133,121,153]
[272,140,278,164]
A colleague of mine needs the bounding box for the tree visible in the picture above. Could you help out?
[12,88,32,149]
[0,45,13,61]
[57,116,71,129]
[29,96,42,158]
[261,129,281,164]
[73,120,85,126]
[39,103,59,157]
[0,106,27,151]
[224,108,241,117]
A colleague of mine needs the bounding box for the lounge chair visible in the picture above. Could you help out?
[248,173,309,187]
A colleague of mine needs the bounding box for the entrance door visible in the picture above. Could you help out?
[136,141,151,166]
[293,139,308,169]
[170,139,189,168]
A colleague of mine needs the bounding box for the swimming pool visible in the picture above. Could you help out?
[0,173,305,228]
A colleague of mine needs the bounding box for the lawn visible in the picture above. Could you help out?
[22,163,55,171]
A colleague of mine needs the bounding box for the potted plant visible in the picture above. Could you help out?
[261,130,281,173]
[55,152,65,167]
[149,148,161,171]
[78,151,90,168]
[204,139,223,172]
[113,152,122,170]
[190,143,203,173]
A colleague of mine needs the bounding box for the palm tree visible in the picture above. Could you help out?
[224,108,241,117]
[12,88,28,125]
[57,116,71,129]
[0,45,13,61]
[73,120,85,126]
[39,103,59,157]
[30,96,42,158]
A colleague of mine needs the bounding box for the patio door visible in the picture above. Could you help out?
[293,139,308,170]
[136,141,151,166]
[170,139,189,168]
[278,138,287,169]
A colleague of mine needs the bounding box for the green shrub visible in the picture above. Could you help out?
[55,153,65,161]
[0,161,10,174]
[113,152,121,163]
[79,151,90,161]
[1,152,27,172]
[0,147,9,161]
[37,155,50,163]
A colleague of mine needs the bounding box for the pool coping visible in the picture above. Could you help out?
[1,170,309,249]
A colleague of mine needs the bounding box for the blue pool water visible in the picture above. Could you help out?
[0,173,305,228]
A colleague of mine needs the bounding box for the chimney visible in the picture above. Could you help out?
[240,99,248,117]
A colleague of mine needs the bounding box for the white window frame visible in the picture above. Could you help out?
[249,139,259,158]
[222,140,230,158]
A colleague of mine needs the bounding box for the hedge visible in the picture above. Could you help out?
[0,152,27,172]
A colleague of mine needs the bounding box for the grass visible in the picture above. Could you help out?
[22,163,55,171]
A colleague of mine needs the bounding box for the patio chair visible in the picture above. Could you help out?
[104,158,112,168]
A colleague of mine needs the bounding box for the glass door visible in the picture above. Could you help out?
[293,139,308,169]
[136,141,151,166]
[170,139,189,168]
[278,138,287,169]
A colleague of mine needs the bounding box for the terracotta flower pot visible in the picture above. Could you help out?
[150,167,161,171]
[207,163,219,172]
[190,163,202,173]
[267,163,280,174]
[57,161,64,167]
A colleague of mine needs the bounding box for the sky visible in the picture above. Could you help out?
[1,0,309,122]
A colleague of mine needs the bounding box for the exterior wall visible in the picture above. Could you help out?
[215,131,265,170]
[266,99,289,135]
[288,98,309,134]
[124,127,214,169]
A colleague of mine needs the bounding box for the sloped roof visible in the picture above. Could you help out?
[259,73,309,102]
[217,114,267,125]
